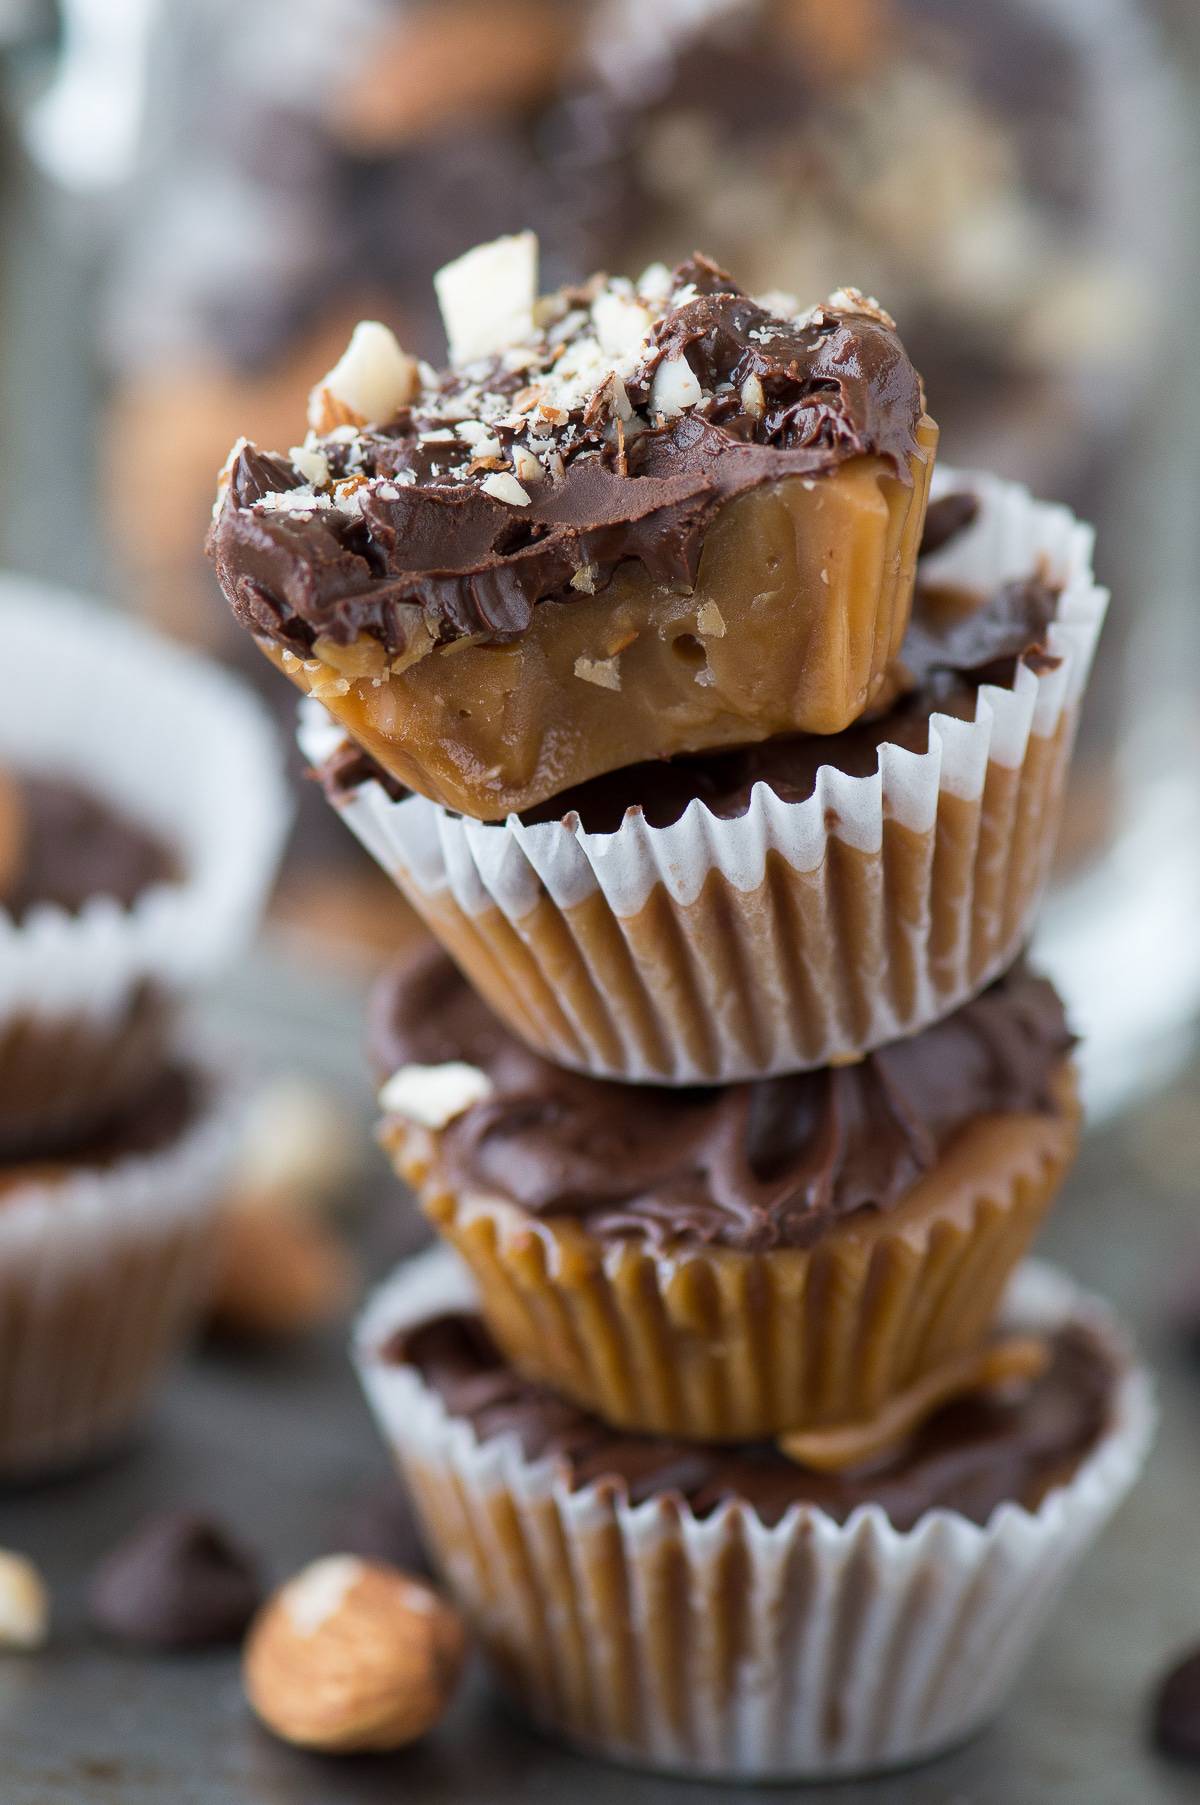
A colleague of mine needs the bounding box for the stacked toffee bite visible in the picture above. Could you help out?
[208,236,1148,1780]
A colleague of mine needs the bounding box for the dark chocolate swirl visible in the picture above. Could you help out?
[371,957,1074,1253]
[388,1310,1114,1530]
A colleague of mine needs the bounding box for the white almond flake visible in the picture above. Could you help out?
[826,286,897,330]
[457,420,502,459]
[287,443,329,488]
[601,373,633,421]
[435,231,538,366]
[543,333,616,413]
[697,600,726,637]
[638,261,673,302]
[259,489,333,516]
[379,1062,494,1128]
[333,483,364,516]
[307,320,417,431]
[574,655,621,690]
[511,445,541,483]
[740,374,765,418]
[649,355,702,419]
[570,563,598,594]
[480,471,531,507]
[592,289,654,359]
[419,428,457,444]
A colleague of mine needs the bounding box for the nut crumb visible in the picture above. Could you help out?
[288,443,330,488]
[574,655,621,691]
[826,286,897,331]
[696,601,726,637]
[480,472,531,507]
[740,374,765,418]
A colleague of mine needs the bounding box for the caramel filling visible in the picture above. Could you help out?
[269,421,937,819]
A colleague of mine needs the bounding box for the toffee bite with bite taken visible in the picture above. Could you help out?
[209,233,937,820]
[308,470,1106,1084]
[370,950,1080,1441]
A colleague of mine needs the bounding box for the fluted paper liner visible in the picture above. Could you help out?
[0,1057,240,1478]
[301,467,1106,1083]
[383,1071,1079,1441]
[356,1248,1152,1781]
[0,579,289,1143]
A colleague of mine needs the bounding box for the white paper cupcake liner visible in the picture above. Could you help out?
[355,1247,1151,1781]
[0,576,289,1034]
[302,467,1107,1083]
[0,1049,242,1478]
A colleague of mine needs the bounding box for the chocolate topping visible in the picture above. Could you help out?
[208,259,924,659]
[1,775,179,922]
[388,1311,1113,1531]
[372,957,1074,1253]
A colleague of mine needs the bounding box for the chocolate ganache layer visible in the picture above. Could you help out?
[371,955,1075,1253]
[208,254,925,660]
[388,1309,1113,1529]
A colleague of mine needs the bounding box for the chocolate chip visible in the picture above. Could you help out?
[326,1481,429,1577]
[88,1511,262,1650]
[1153,1647,1200,1763]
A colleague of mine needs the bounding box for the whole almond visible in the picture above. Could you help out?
[243,1557,466,1753]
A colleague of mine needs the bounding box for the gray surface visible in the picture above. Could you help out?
[2,957,1200,1805]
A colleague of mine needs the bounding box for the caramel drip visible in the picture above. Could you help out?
[775,1334,1050,1473]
